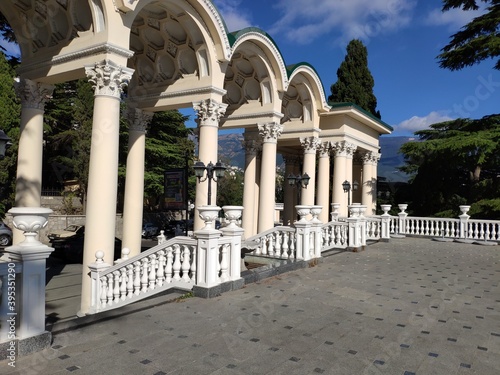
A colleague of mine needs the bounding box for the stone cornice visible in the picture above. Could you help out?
[17,43,134,76]
[129,86,226,104]
[222,111,284,122]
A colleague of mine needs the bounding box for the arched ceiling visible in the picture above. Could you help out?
[1,0,94,60]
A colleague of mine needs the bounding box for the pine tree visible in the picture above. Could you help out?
[438,1,500,70]
[329,39,381,119]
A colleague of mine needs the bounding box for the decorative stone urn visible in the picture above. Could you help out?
[348,204,362,218]
[295,205,311,222]
[380,204,391,215]
[330,203,340,222]
[310,205,322,223]
[222,206,244,229]
[398,204,408,213]
[459,205,471,216]
[197,205,221,230]
[8,207,52,246]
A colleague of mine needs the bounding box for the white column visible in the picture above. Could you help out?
[353,154,363,203]
[254,151,261,233]
[193,99,227,231]
[257,123,283,233]
[242,137,260,238]
[331,141,356,217]
[372,153,381,215]
[13,79,54,244]
[122,108,153,256]
[299,137,319,206]
[362,151,377,216]
[282,154,299,226]
[316,142,331,223]
[80,60,134,315]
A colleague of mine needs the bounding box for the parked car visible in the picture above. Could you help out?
[0,222,13,246]
[48,224,84,241]
[142,222,159,238]
[50,229,122,263]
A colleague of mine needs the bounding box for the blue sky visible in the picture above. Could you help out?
[2,1,497,137]
[213,0,500,136]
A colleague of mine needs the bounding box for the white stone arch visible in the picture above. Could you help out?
[287,63,330,116]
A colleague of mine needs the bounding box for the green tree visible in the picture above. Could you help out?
[438,1,500,70]
[217,166,244,207]
[140,111,195,211]
[0,51,20,217]
[399,114,500,218]
[329,39,381,118]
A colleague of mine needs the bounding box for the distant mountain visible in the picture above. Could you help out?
[216,133,413,182]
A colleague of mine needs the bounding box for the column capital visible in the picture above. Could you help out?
[14,78,54,111]
[193,99,227,126]
[318,141,331,158]
[300,137,320,154]
[258,122,283,144]
[127,107,154,133]
[85,60,134,98]
[242,138,261,156]
[332,141,357,158]
[362,150,380,165]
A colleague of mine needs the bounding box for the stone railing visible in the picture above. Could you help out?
[89,205,245,314]
[244,226,297,259]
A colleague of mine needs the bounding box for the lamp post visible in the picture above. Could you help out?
[193,160,226,206]
[0,129,11,159]
[287,173,310,204]
[342,179,359,206]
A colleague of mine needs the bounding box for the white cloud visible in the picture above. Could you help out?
[213,0,254,31]
[425,6,486,31]
[396,111,453,133]
[266,0,416,45]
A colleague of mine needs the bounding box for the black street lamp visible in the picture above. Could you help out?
[0,129,11,159]
[342,180,359,205]
[287,173,310,203]
[193,160,226,205]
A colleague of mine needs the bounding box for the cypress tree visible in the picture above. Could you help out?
[329,39,381,119]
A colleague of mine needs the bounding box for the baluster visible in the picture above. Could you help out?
[342,225,347,246]
[220,244,229,282]
[182,246,191,282]
[126,264,134,298]
[157,250,165,286]
[254,238,262,255]
[173,244,181,281]
[107,274,114,306]
[133,261,141,295]
[289,232,295,259]
[165,247,173,283]
[119,268,127,301]
[148,254,157,290]
[268,233,275,257]
[261,236,268,256]
[480,223,486,240]
[141,258,149,292]
[190,246,197,282]
[282,231,289,259]
[275,232,282,257]
[100,276,107,308]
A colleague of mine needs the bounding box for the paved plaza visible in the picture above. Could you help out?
[2,237,500,374]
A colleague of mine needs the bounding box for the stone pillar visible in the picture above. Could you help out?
[300,137,319,206]
[79,60,133,316]
[220,206,244,282]
[362,151,377,216]
[316,142,331,223]
[257,123,283,233]
[254,151,261,234]
[332,141,356,217]
[13,79,54,244]
[353,154,362,203]
[372,153,381,215]
[122,108,153,257]
[193,99,227,231]
[242,136,260,238]
[283,154,299,226]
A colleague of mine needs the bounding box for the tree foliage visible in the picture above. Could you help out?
[0,52,20,217]
[438,0,500,70]
[399,114,500,218]
[329,39,381,118]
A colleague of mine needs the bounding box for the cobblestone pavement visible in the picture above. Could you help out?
[1,237,499,374]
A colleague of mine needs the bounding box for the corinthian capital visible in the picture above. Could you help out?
[332,141,357,158]
[127,107,154,133]
[85,60,134,98]
[318,142,331,158]
[14,78,54,110]
[300,137,320,154]
[258,122,283,144]
[193,99,227,126]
